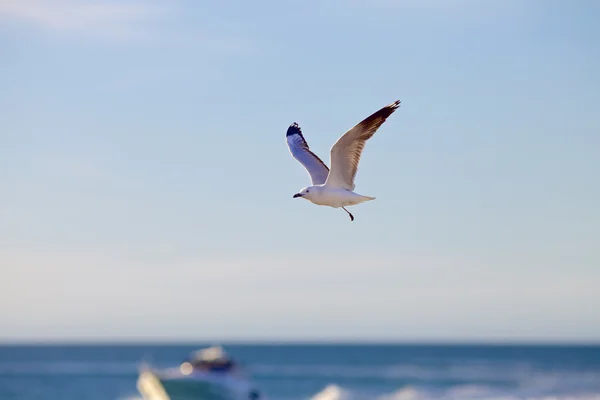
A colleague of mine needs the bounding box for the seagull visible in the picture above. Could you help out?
[286,100,401,221]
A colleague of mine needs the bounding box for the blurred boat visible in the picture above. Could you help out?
[136,345,263,400]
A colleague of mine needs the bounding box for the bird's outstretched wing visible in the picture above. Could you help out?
[286,122,330,185]
[325,100,401,190]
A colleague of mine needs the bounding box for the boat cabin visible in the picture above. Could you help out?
[182,346,237,373]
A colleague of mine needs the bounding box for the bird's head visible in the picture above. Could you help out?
[293,186,316,200]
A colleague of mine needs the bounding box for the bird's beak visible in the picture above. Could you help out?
[293,193,303,198]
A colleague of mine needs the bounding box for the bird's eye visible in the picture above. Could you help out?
[306,190,309,193]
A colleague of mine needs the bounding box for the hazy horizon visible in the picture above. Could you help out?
[2,338,600,346]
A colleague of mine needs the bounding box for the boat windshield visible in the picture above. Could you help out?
[189,358,235,372]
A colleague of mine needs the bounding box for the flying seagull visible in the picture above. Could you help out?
[286,100,401,221]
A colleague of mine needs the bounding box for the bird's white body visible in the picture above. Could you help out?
[286,100,400,221]
[295,185,375,208]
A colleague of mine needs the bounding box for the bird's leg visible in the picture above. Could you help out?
[342,207,354,222]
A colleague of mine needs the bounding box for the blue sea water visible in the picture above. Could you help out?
[0,344,599,400]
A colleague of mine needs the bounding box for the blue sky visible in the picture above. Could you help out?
[1,0,599,343]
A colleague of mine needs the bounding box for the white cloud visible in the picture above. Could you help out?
[0,0,167,40]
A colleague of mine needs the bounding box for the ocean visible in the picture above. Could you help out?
[0,344,599,400]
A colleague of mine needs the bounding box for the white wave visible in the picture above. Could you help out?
[310,384,600,400]
[311,385,356,400]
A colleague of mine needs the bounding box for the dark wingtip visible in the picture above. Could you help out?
[286,122,302,137]
[377,100,401,120]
